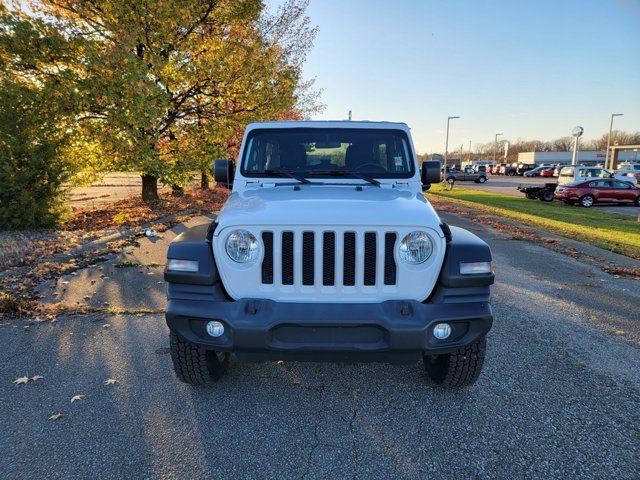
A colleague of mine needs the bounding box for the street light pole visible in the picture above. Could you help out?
[494,133,503,163]
[605,113,623,169]
[444,116,460,168]
[468,140,472,164]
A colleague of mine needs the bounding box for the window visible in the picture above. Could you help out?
[612,180,631,189]
[560,167,574,177]
[241,128,415,178]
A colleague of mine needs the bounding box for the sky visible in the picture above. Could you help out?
[287,0,640,154]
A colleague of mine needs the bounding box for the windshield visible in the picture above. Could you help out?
[241,128,415,179]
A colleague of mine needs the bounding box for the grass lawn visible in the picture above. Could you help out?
[426,183,640,259]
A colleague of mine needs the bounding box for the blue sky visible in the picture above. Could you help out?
[293,0,640,153]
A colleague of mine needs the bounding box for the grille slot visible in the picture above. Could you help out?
[261,232,273,284]
[384,232,397,285]
[364,232,377,286]
[302,232,315,286]
[343,232,356,286]
[282,231,294,285]
[261,229,398,288]
[322,232,335,286]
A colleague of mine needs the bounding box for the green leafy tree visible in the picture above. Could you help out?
[2,0,319,203]
[0,78,71,228]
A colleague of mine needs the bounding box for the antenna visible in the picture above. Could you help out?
[348,110,352,121]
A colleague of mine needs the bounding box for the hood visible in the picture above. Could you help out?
[215,185,442,230]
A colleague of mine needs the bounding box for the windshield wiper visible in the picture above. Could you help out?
[309,170,381,187]
[261,169,311,184]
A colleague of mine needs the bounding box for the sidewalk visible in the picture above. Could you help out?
[36,214,214,312]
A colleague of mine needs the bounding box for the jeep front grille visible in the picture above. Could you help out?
[261,230,397,288]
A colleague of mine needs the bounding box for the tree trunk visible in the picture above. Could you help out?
[141,175,159,204]
[171,184,184,196]
[200,170,209,189]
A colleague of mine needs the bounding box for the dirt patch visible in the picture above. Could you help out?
[63,188,229,231]
[1,188,228,319]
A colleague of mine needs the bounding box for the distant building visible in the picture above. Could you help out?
[517,150,639,166]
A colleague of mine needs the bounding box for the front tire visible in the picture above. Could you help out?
[170,332,229,385]
[424,337,486,387]
[476,176,487,183]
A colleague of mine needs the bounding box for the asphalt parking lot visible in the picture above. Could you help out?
[2,212,639,479]
[460,175,640,218]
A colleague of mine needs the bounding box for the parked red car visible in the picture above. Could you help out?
[539,166,555,177]
[554,179,640,207]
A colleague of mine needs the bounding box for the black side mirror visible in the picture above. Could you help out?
[421,160,441,188]
[214,159,235,189]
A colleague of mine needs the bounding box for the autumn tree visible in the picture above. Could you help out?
[2,0,319,203]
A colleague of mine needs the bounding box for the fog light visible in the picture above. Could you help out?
[433,323,452,340]
[206,321,225,338]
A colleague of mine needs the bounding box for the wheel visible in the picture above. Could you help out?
[635,196,640,207]
[525,193,535,200]
[507,171,516,176]
[540,190,554,202]
[580,195,594,208]
[476,176,487,183]
[424,337,486,387]
[169,332,229,385]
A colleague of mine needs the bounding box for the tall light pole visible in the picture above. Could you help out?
[494,133,503,163]
[444,116,460,168]
[468,140,472,164]
[605,113,623,169]
[571,126,584,166]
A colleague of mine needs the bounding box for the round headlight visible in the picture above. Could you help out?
[225,229,259,263]
[399,231,433,264]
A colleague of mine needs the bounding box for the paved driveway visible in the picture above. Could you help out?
[2,213,639,479]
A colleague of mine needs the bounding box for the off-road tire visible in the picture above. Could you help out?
[424,337,486,387]
[169,332,229,385]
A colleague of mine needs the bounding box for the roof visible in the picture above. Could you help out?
[245,120,411,132]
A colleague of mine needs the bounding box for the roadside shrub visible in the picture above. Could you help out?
[0,81,70,229]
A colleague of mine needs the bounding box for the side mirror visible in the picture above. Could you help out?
[421,160,441,187]
[214,159,235,189]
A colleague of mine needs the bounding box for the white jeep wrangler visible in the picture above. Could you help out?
[164,121,494,387]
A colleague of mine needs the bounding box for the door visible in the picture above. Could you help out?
[610,180,636,203]
[589,180,614,202]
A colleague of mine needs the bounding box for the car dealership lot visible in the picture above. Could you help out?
[462,175,640,218]
[1,213,639,479]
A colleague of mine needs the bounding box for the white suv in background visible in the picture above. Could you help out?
[558,166,638,186]
[616,163,640,180]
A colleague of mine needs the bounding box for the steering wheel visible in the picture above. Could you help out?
[355,163,387,173]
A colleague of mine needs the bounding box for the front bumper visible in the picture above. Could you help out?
[166,298,492,364]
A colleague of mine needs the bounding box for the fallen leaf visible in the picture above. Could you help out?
[104,378,119,385]
[49,413,63,421]
[70,394,85,403]
[31,375,44,381]
[13,376,29,385]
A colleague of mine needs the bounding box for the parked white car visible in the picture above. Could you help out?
[557,166,638,186]
[164,121,495,388]
[616,163,640,180]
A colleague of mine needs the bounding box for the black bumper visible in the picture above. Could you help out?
[166,297,492,364]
